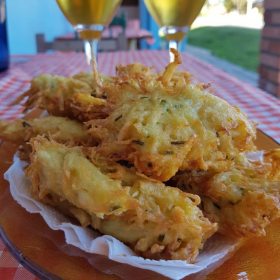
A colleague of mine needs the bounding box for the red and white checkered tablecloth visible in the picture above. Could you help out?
[0,50,280,279]
[0,239,37,280]
[1,51,280,140]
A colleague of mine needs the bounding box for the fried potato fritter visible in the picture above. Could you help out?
[173,150,280,237]
[88,52,256,181]
[26,138,217,262]
[15,50,256,181]
[4,49,279,263]
[14,73,108,121]
[0,116,89,145]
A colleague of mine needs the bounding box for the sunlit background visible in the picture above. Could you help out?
[7,1,263,56]
[5,0,270,89]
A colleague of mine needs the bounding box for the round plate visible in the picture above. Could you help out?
[0,131,280,280]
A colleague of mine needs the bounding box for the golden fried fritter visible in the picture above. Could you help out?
[5,49,279,263]
[14,73,108,121]
[88,50,256,181]
[173,150,280,237]
[26,137,217,262]
[14,50,256,182]
[0,116,89,145]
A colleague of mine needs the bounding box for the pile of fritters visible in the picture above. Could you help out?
[2,50,280,262]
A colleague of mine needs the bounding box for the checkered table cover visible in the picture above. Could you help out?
[0,50,280,279]
[0,240,37,280]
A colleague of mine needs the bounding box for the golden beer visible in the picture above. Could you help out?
[144,0,206,27]
[56,0,122,39]
[56,0,122,65]
[57,0,122,26]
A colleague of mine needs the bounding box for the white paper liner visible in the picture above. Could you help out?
[4,155,240,280]
[245,151,265,163]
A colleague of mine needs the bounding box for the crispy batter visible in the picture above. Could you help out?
[13,73,108,121]
[173,150,280,237]
[15,51,256,182]
[0,116,90,145]
[26,138,217,262]
[3,49,279,262]
[88,52,256,181]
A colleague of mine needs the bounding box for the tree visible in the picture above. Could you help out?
[224,0,235,12]
[224,0,247,14]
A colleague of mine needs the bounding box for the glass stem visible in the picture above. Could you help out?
[84,39,102,88]
[84,39,98,67]
[168,40,179,62]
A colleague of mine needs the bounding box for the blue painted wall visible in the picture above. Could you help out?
[6,0,72,54]
[6,0,167,54]
[139,0,160,50]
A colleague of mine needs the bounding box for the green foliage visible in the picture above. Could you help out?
[224,0,235,12]
[223,0,247,14]
[188,26,261,71]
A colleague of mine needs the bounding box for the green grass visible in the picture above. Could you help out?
[188,26,261,72]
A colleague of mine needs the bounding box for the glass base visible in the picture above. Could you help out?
[158,25,189,62]
[74,24,105,40]
[158,26,189,42]
[73,24,105,67]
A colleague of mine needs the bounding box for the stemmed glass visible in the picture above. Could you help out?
[56,0,122,66]
[144,0,206,62]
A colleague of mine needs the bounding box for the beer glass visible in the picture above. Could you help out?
[144,0,206,61]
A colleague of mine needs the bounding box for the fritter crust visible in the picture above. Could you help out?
[0,116,89,145]
[27,137,217,262]
[88,50,256,181]
[173,150,280,237]
[3,49,279,263]
[13,73,108,121]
